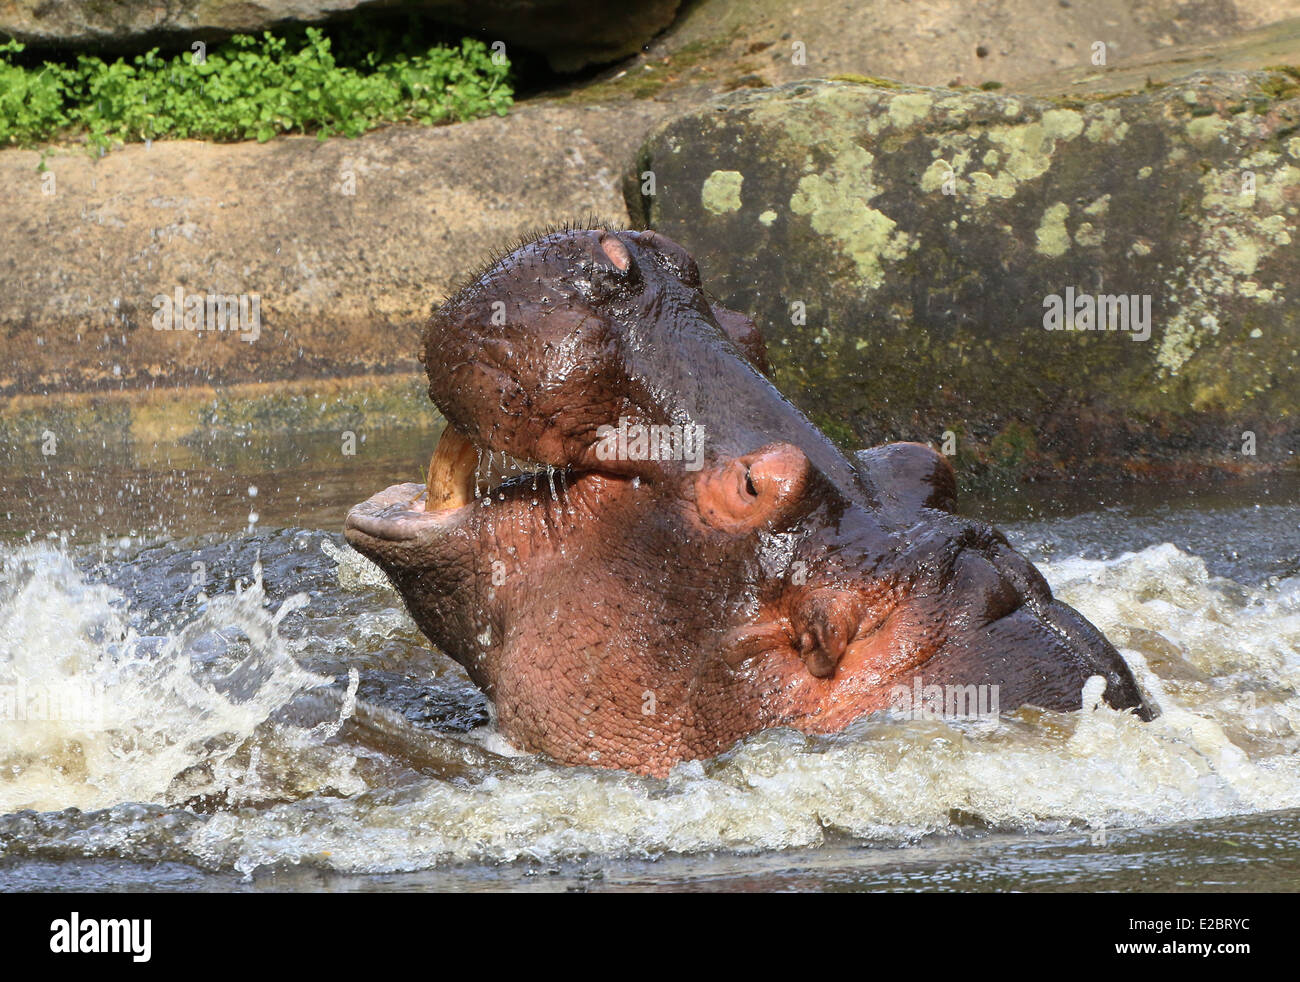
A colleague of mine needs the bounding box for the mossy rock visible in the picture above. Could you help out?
[626,73,1300,477]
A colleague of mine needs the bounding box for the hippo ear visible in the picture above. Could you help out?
[695,443,812,533]
[854,442,957,515]
[710,304,771,376]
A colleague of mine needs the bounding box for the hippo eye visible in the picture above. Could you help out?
[681,256,701,287]
[629,230,702,287]
[744,470,758,497]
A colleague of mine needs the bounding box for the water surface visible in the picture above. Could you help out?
[1,431,1296,891]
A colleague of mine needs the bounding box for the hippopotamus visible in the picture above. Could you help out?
[345,225,1151,777]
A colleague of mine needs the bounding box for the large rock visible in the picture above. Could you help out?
[643,0,1294,92]
[627,73,1300,478]
[0,0,680,72]
[0,97,669,401]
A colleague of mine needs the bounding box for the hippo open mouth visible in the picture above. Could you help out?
[346,224,1152,777]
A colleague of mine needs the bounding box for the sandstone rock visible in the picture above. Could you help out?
[0,98,669,402]
[642,0,1294,92]
[5,2,1300,478]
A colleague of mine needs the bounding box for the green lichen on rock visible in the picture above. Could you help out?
[1034,202,1071,257]
[787,144,912,289]
[887,92,934,128]
[920,105,1091,210]
[1186,114,1231,143]
[701,169,745,214]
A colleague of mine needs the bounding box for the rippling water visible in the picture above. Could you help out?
[1,431,1297,890]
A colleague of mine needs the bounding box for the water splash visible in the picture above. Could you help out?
[1,537,1298,878]
[0,544,356,815]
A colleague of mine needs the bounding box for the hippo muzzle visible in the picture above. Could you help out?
[345,225,1151,776]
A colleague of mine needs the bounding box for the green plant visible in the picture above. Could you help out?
[0,40,69,144]
[0,30,512,150]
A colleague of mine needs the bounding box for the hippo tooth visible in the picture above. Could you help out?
[425,425,479,511]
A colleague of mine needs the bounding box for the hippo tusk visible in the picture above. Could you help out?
[425,425,478,512]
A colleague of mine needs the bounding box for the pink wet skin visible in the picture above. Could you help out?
[345,225,1152,777]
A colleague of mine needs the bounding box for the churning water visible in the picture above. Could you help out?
[0,431,1297,890]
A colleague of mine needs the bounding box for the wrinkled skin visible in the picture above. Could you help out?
[346,226,1151,777]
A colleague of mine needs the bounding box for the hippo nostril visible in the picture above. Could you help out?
[793,601,857,679]
[797,631,838,678]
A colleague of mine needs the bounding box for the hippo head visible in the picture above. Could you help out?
[345,226,1150,776]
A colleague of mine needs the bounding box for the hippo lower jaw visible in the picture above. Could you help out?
[345,421,629,540]
[345,484,453,543]
[344,422,626,578]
